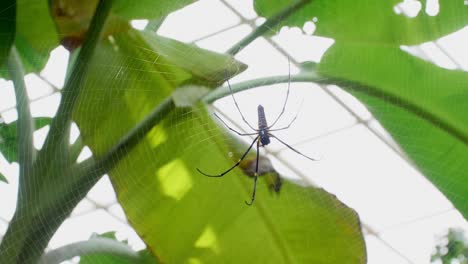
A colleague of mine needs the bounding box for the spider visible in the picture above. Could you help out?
[197,59,316,206]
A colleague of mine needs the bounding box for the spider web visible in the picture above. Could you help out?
[1,0,468,263]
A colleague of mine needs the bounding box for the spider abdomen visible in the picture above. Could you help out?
[258,105,268,128]
[258,105,270,146]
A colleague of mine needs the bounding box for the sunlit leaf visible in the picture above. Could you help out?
[109,106,366,263]
[254,0,468,45]
[73,28,246,156]
[73,29,366,263]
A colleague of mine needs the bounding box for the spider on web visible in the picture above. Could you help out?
[197,59,316,206]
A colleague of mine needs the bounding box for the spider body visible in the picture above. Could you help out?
[257,105,270,146]
[197,59,316,206]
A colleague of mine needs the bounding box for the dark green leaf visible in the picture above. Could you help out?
[0,117,52,163]
[0,0,15,67]
[317,43,468,219]
[254,0,468,45]
[0,172,7,183]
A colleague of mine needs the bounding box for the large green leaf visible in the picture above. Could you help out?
[254,0,468,45]
[0,0,15,67]
[110,106,366,263]
[73,29,365,262]
[317,44,468,219]
[73,29,245,156]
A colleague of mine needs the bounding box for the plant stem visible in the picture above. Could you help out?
[0,1,114,263]
[38,238,140,264]
[36,0,113,178]
[2,46,34,264]
[204,73,324,103]
[204,73,468,148]
[226,0,312,56]
[7,47,34,201]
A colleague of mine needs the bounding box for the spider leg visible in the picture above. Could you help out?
[269,134,317,161]
[225,72,257,131]
[245,139,260,206]
[269,98,303,131]
[214,113,258,136]
[267,57,291,129]
[197,136,259,177]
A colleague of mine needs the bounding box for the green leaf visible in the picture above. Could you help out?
[0,117,52,163]
[0,172,7,183]
[73,30,365,262]
[73,29,245,156]
[254,0,468,45]
[80,251,158,264]
[14,0,59,74]
[113,0,196,20]
[317,43,468,219]
[108,106,365,263]
[0,0,15,67]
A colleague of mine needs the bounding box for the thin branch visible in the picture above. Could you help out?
[7,47,34,203]
[203,73,325,103]
[204,73,468,148]
[38,238,140,264]
[227,0,312,56]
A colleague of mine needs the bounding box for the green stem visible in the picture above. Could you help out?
[7,47,34,200]
[1,46,34,264]
[69,135,84,162]
[204,73,324,103]
[38,238,140,264]
[227,0,312,56]
[204,73,468,147]
[36,0,113,177]
[0,2,114,263]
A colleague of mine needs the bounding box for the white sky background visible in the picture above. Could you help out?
[1,0,468,263]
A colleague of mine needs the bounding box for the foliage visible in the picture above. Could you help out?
[432,228,468,264]
[0,0,467,263]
